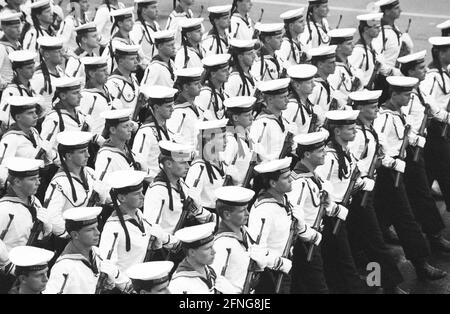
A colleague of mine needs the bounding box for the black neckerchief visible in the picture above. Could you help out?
[293,162,323,190]
[261,108,285,132]
[10,77,34,96]
[216,221,246,248]
[256,190,292,215]
[142,115,170,141]
[102,139,139,170]
[53,102,82,131]
[327,141,351,180]
[111,69,137,93]
[6,123,38,148]
[4,187,37,221]
[60,242,99,275]
[315,75,331,103]
[356,118,379,159]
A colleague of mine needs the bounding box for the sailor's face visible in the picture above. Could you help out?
[366,22,381,38]
[212,66,230,83]
[439,47,450,65]
[120,17,134,32]
[17,63,36,80]
[273,171,292,193]
[192,241,216,265]
[228,205,249,227]
[358,103,379,122]
[297,79,315,96]
[69,147,90,167]
[188,28,203,43]
[125,188,145,209]
[21,268,49,293]
[216,15,230,30]
[292,16,306,34]
[91,65,109,85]
[84,31,100,49]
[145,3,159,20]
[3,23,22,41]
[38,7,54,25]
[170,160,190,178]
[18,175,41,196]
[308,146,326,166]
[389,5,402,19]
[16,107,39,127]
[316,4,329,18]
[268,34,283,51]
[410,62,427,81]
[185,80,202,97]
[270,91,289,111]
[155,102,174,120]
[120,55,139,72]
[393,91,412,107]
[45,48,64,65]
[233,111,253,129]
[238,0,253,13]
[336,124,357,142]
[320,57,336,75]
[114,120,134,141]
[77,222,101,247]
[159,40,176,58]
[239,50,256,68]
[339,40,354,57]
[79,0,89,12]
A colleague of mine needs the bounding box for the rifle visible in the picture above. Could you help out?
[279,132,294,159]
[144,200,165,262]
[394,124,411,188]
[0,214,14,240]
[223,175,233,186]
[413,105,430,162]
[398,19,412,59]
[333,167,361,235]
[335,15,343,29]
[165,196,198,261]
[242,218,266,294]
[308,113,318,133]
[360,145,380,207]
[132,93,147,123]
[274,216,298,293]
[27,184,57,246]
[193,165,204,188]
[95,232,118,294]
[366,60,381,91]
[80,96,97,132]
[87,157,112,206]
[307,191,328,262]
[57,273,69,294]
[242,152,258,188]
[252,9,265,39]
[35,121,58,160]
[215,248,232,294]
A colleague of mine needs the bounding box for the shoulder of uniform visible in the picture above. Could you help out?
[200,86,212,92]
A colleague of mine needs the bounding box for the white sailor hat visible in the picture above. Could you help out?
[0,12,22,25]
[357,13,383,25]
[7,96,42,116]
[127,261,174,290]
[294,130,329,151]
[224,96,256,113]
[179,17,203,32]
[81,56,109,69]
[429,36,450,47]
[110,7,134,20]
[349,90,382,106]
[9,50,36,67]
[325,110,360,125]
[202,54,231,70]
[280,8,305,23]
[54,77,82,91]
[29,0,51,11]
[437,20,450,36]
[152,30,175,45]
[229,39,257,52]
[106,170,147,193]
[37,36,63,50]
[9,246,54,272]
[208,5,231,18]
[254,157,292,174]
[75,22,97,34]
[309,45,337,60]
[63,206,102,231]
[175,67,204,82]
[397,50,427,66]
[197,119,229,131]
[113,42,140,55]
[175,222,216,249]
[101,109,132,124]
[57,131,93,150]
[4,157,44,177]
[288,64,318,81]
[159,140,194,161]
[308,0,328,5]
[258,78,290,95]
[140,85,178,104]
[386,76,419,91]
[375,0,400,10]
[329,28,356,44]
[134,0,158,4]
[215,186,255,206]
[255,23,284,36]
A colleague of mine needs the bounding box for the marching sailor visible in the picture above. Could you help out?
[229,0,255,41]
[202,5,231,56]
[165,0,195,51]
[127,261,174,294]
[300,0,330,49]
[279,8,310,68]
[175,18,206,70]
[0,13,23,90]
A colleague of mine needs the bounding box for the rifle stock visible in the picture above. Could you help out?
[307,191,328,262]
[0,214,14,240]
[95,232,118,294]
[242,218,266,294]
[333,167,361,235]
[242,152,258,188]
[144,200,165,262]
[35,121,58,160]
[413,106,430,162]
[274,217,298,293]
[361,146,380,207]
[394,125,411,188]
[87,157,112,206]
[279,132,294,159]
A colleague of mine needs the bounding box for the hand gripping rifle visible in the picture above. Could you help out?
[413,105,430,162]
[394,124,411,188]
[87,157,112,206]
[274,216,298,293]
[308,113,318,134]
[35,121,58,160]
[26,183,57,246]
[80,96,97,132]
[307,191,328,262]
[144,200,165,262]
[242,218,266,294]
[215,248,232,294]
[95,232,118,294]
[242,151,258,188]
[366,60,381,91]
[333,166,361,235]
